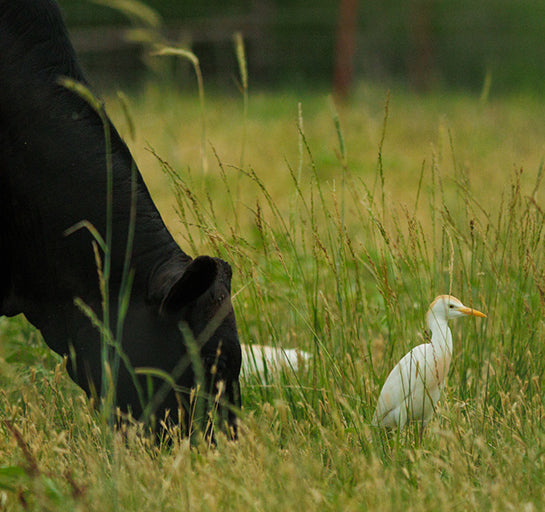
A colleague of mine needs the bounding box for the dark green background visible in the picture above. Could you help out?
[56,1,545,93]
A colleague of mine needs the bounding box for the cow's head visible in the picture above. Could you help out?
[117,254,241,438]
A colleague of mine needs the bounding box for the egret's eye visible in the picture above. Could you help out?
[449,304,454,308]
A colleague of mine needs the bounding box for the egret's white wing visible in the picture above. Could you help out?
[372,342,450,428]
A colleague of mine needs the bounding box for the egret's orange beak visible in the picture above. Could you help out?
[458,306,486,318]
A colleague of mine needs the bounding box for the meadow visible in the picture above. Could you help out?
[1,79,545,510]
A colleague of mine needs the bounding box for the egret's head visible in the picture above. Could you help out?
[429,295,487,321]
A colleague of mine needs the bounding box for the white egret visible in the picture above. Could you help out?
[372,295,486,429]
[240,344,312,382]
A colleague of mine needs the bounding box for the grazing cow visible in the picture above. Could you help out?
[0,0,241,437]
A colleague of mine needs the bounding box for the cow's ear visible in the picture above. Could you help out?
[160,256,218,314]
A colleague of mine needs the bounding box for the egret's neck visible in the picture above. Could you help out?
[426,310,453,356]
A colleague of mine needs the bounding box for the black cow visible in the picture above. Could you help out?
[0,0,241,437]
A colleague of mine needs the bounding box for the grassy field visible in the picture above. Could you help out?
[1,80,545,511]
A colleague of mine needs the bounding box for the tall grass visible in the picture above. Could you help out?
[1,77,545,509]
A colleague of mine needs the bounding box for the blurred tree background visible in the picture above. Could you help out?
[58,0,545,94]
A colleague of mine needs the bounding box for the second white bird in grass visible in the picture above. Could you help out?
[372,295,486,429]
[240,344,312,381]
